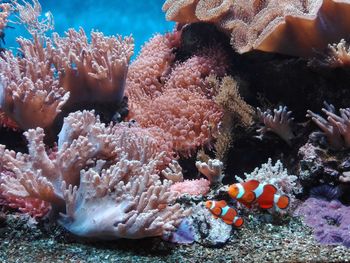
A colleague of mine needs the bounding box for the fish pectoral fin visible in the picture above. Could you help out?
[222,219,233,225]
[212,207,222,216]
[259,202,274,209]
[243,180,260,191]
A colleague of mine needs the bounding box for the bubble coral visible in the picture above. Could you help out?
[127,33,229,156]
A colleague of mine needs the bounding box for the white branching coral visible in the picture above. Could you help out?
[0,110,189,239]
[307,102,350,150]
[236,158,301,198]
[257,106,295,146]
[161,160,184,183]
[196,158,224,183]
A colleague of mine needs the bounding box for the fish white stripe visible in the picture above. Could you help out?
[237,183,245,199]
[233,216,239,223]
[274,194,280,205]
[221,206,229,216]
[210,201,216,210]
[253,183,265,198]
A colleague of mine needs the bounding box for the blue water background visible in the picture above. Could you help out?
[4,0,174,56]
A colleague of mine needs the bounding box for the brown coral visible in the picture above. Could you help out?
[163,0,350,57]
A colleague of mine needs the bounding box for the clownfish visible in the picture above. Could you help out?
[228,180,290,210]
[205,200,244,227]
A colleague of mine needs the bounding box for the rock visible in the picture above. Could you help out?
[189,204,232,247]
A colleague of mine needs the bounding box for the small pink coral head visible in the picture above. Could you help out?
[170,178,210,196]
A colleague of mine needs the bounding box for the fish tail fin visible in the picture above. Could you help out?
[234,217,244,228]
[276,195,290,209]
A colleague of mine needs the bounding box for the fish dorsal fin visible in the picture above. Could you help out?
[263,184,277,194]
[216,200,227,207]
[242,191,256,203]
[257,184,277,209]
[243,180,260,191]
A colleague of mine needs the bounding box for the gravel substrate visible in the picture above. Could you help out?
[1,213,350,263]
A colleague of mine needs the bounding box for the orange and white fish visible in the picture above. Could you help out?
[205,200,244,227]
[228,180,290,210]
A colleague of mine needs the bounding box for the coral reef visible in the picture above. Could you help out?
[0,110,190,239]
[311,39,350,68]
[163,0,350,57]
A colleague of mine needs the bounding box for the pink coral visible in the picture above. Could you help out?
[0,3,11,32]
[0,29,133,131]
[170,178,210,196]
[127,33,229,156]
[130,89,222,156]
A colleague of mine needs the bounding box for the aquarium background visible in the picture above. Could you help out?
[4,0,174,56]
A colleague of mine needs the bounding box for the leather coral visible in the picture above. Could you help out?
[0,29,133,131]
[0,110,189,239]
[163,0,350,57]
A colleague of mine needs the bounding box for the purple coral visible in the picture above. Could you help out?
[256,106,295,145]
[307,101,350,150]
[295,197,350,247]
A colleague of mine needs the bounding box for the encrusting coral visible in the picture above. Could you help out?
[163,0,350,57]
[0,29,134,131]
[0,110,190,239]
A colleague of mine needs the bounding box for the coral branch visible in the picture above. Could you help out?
[196,159,224,184]
[307,102,350,150]
[257,106,295,145]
